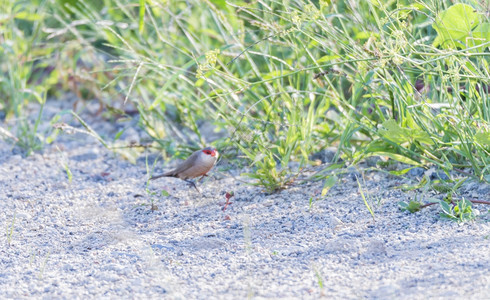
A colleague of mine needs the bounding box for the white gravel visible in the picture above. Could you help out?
[1,102,489,299]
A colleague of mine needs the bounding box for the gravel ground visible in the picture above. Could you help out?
[1,101,489,299]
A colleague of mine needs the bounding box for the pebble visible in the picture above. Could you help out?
[430,170,450,181]
[407,167,425,177]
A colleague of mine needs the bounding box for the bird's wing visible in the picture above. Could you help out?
[165,150,200,177]
[150,150,201,180]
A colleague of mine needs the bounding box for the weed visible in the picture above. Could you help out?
[439,198,476,223]
[399,195,424,213]
[356,175,376,221]
[38,251,51,280]
[6,212,16,247]
[313,266,325,297]
[222,191,234,211]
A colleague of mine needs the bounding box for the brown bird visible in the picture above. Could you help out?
[150,147,218,192]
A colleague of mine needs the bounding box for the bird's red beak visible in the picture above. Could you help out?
[211,150,217,157]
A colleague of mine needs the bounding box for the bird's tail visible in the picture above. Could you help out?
[149,171,175,180]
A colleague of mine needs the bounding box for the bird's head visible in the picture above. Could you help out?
[202,147,218,158]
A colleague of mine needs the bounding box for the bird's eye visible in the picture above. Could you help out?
[203,150,211,155]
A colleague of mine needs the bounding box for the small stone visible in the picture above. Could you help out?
[407,167,425,177]
[309,148,338,164]
[430,170,449,181]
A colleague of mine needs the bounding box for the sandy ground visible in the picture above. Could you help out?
[0,101,489,299]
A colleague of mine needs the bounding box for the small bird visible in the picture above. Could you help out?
[150,147,218,192]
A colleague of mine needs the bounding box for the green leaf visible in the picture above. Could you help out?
[263,70,292,80]
[389,167,417,176]
[14,11,43,21]
[379,119,433,145]
[469,23,490,48]
[452,178,467,191]
[378,119,411,144]
[45,129,59,144]
[366,151,421,166]
[354,31,378,40]
[410,129,434,145]
[65,164,72,183]
[432,3,479,48]
[357,177,375,221]
[475,132,490,147]
[114,129,124,141]
[321,175,338,197]
[210,0,227,9]
[317,55,341,63]
[439,201,453,215]
[139,0,145,34]
[195,77,206,87]
[455,199,475,222]
[399,200,421,213]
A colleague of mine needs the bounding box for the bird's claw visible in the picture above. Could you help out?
[185,180,201,194]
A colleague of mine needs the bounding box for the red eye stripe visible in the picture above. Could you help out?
[202,149,217,156]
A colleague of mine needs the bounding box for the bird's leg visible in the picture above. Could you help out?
[197,174,208,182]
[185,180,201,194]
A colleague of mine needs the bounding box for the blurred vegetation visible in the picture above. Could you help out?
[1,0,489,191]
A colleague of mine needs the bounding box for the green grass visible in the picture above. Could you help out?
[1,0,489,196]
[6,211,16,247]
